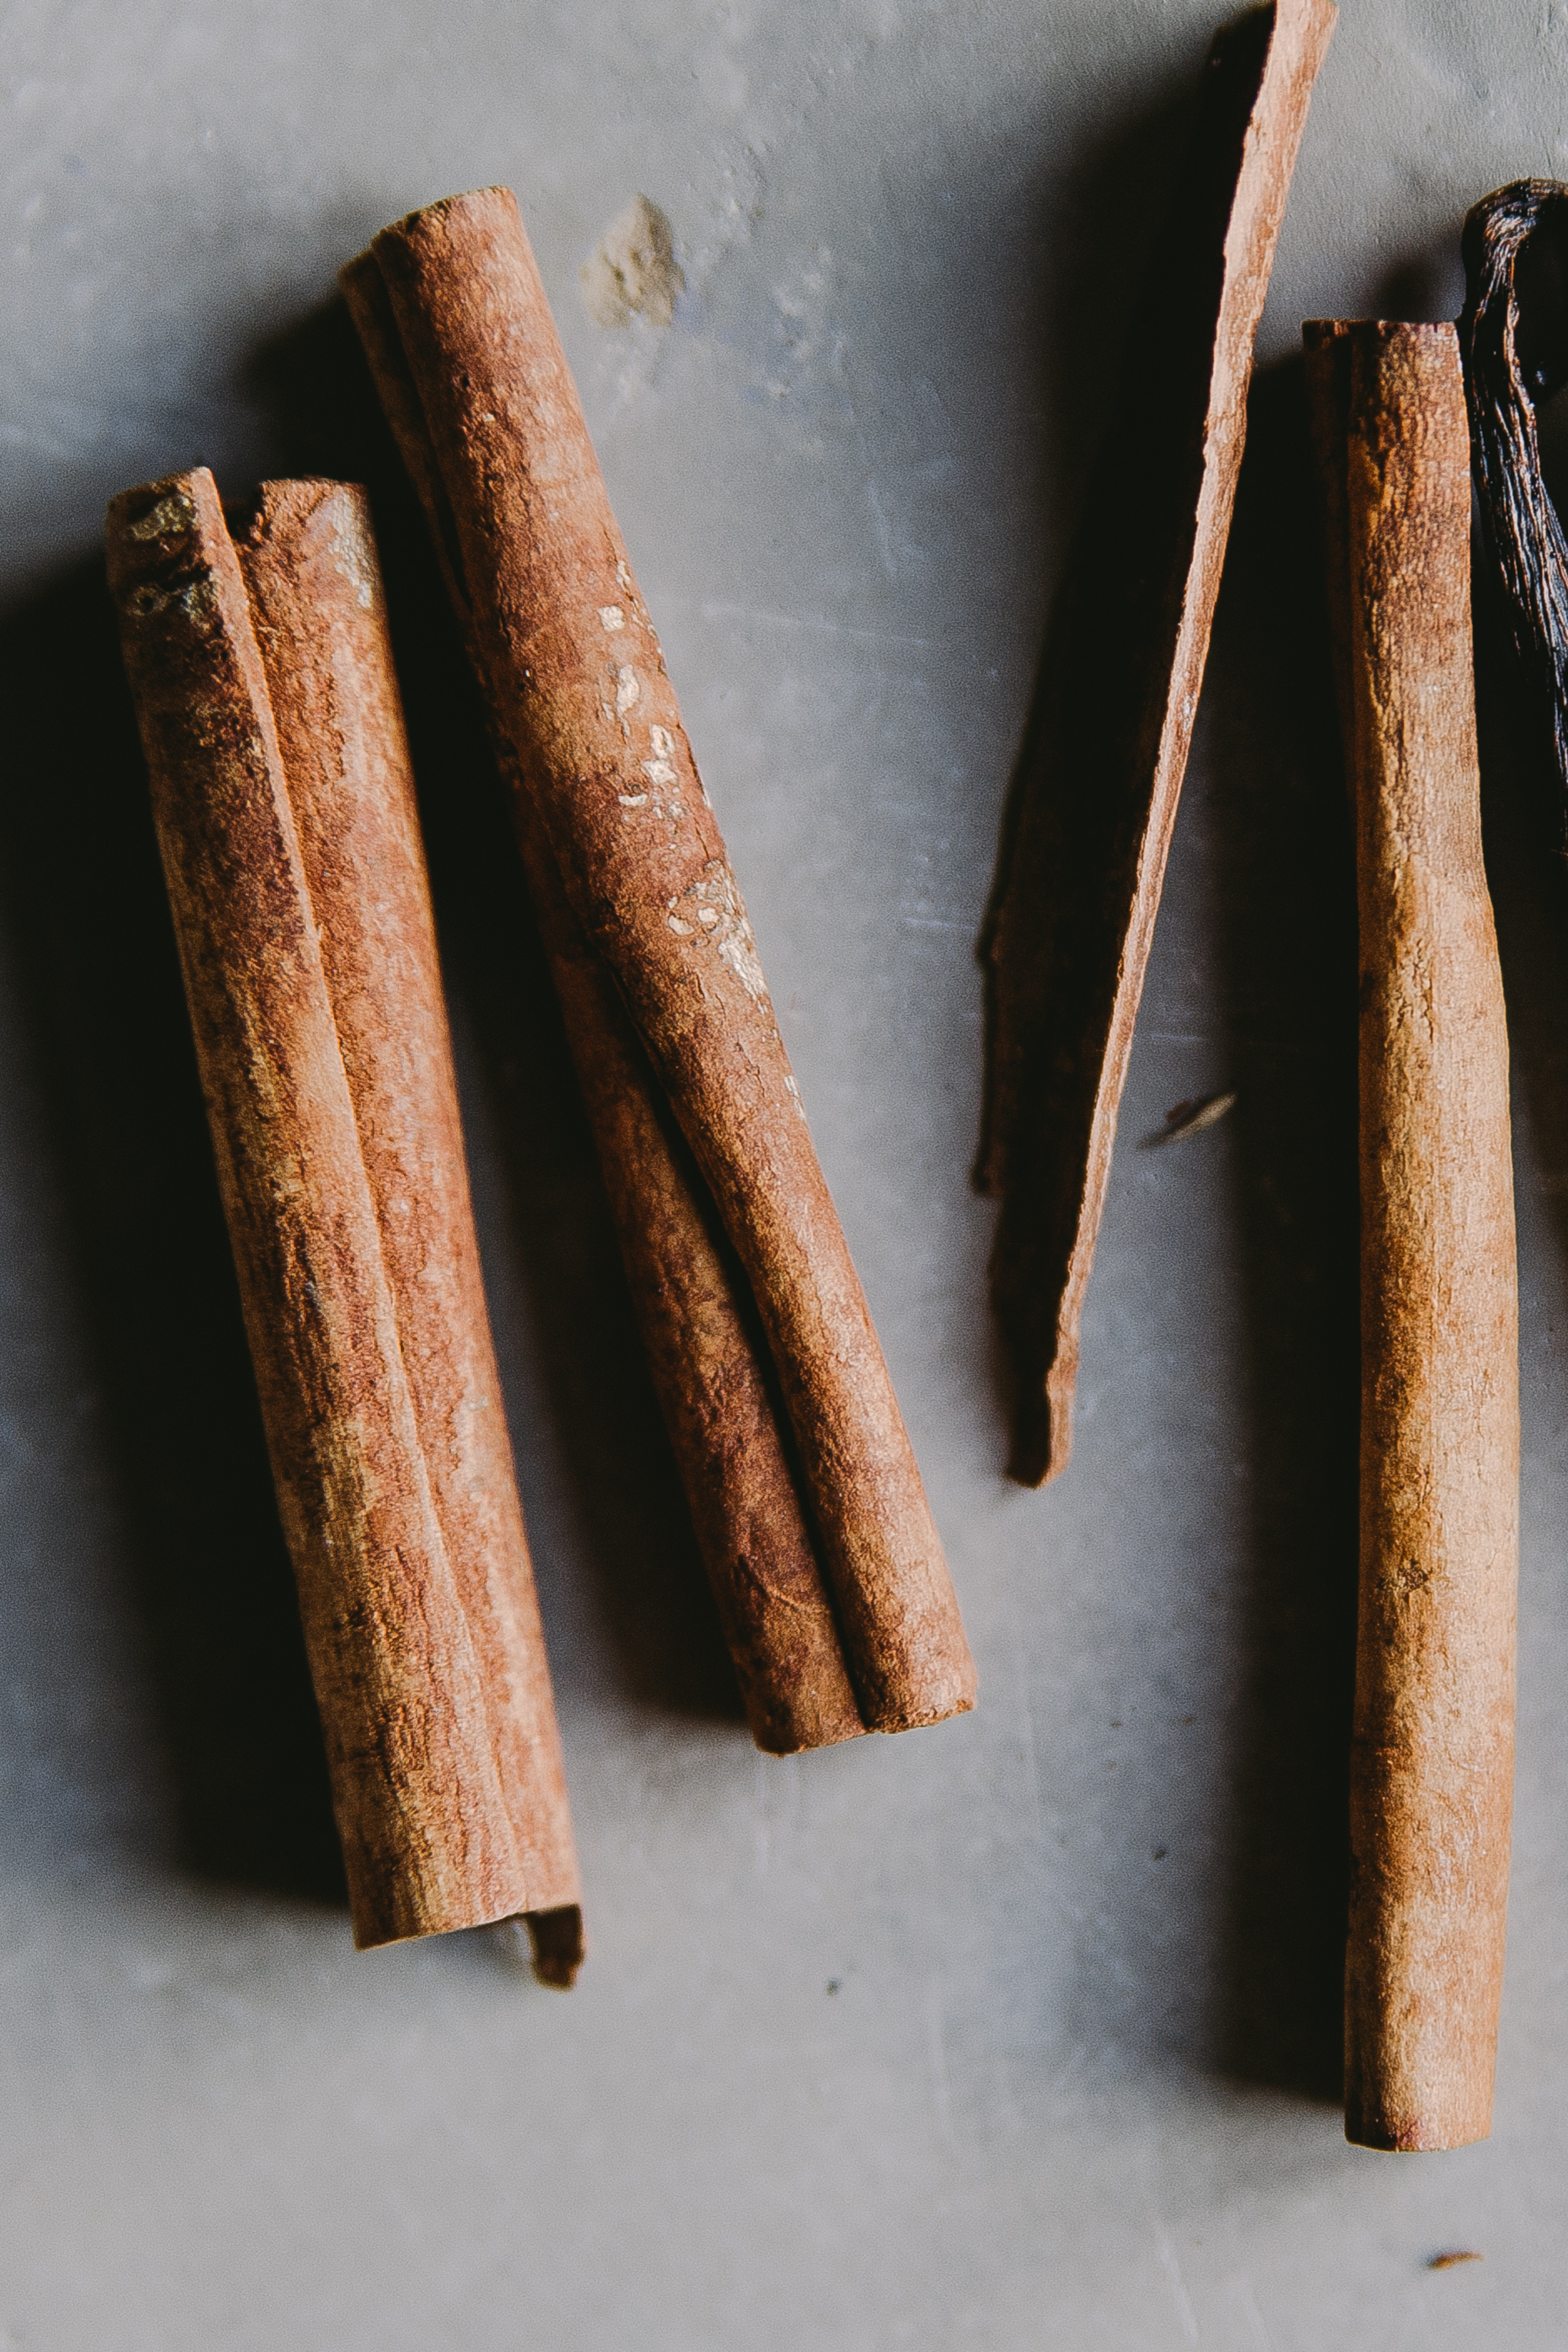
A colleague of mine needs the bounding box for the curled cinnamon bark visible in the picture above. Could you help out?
[976,0,1336,1485]
[105,467,583,1970]
[343,192,972,1737]
[1304,321,1518,2151]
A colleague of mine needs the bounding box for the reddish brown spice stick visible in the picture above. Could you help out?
[343,192,973,1735]
[1305,320,1518,2151]
[976,0,1335,1485]
[519,821,867,1755]
[340,254,864,1755]
[105,466,583,1970]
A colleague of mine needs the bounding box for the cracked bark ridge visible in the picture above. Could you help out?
[976,0,1336,1485]
[1459,178,1568,837]
[1305,321,1518,2153]
[105,468,583,1970]
[343,191,972,1737]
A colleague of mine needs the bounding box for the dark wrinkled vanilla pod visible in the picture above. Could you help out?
[1459,178,1568,828]
[975,0,1336,1486]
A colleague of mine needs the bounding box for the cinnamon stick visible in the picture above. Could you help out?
[976,0,1336,1485]
[1303,320,1518,2151]
[105,466,583,1971]
[519,824,867,1755]
[342,192,973,1737]
[341,251,862,1755]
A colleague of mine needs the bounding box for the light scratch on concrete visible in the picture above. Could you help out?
[1156,2224,1200,2347]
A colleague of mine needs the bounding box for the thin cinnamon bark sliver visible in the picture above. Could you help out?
[343,192,973,1736]
[1304,320,1518,2152]
[976,0,1336,1485]
[105,467,583,1970]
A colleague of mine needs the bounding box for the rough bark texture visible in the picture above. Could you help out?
[341,250,863,1755]
[1305,321,1518,2152]
[342,196,972,1735]
[518,815,867,1755]
[105,467,583,1968]
[976,0,1336,1485]
[1459,178,1568,836]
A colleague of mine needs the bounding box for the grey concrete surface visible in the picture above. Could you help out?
[3,2,1568,2344]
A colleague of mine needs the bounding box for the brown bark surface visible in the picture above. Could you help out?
[343,196,973,1735]
[105,466,582,1965]
[341,251,864,1754]
[519,816,867,1755]
[1305,321,1518,2151]
[976,0,1336,1485]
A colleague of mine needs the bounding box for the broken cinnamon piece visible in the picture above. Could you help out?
[105,466,583,1969]
[1304,321,1518,2152]
[976,0,1336,1485]
[342,191,974,1735]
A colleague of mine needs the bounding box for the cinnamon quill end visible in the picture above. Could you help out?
[522,1904,587,1990]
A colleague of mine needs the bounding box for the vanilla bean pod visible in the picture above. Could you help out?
[1460,179,1568,829]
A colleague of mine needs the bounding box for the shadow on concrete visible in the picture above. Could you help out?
[0,556,347,1907]
[965,49,1236,1471]
[1198,351,1361,2102]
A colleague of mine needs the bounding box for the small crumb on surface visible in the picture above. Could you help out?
[1428,2252,1483,2271]
[581,194,684,328]
[1142,1089,1238,1149]
[826,1979,842,1996]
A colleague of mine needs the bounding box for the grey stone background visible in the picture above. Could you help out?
[2,1,1567,2343]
